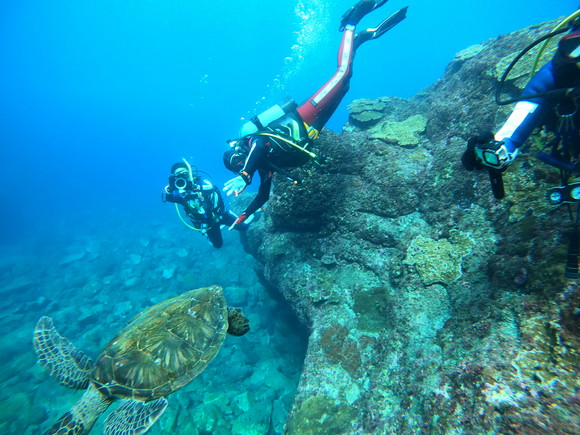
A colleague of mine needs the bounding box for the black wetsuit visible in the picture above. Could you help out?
[238,135,285,217]
[235,25,360,218]
[165,178,242,248]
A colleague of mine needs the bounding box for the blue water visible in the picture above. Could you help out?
[0,0,577,242]
[0,1,578,433]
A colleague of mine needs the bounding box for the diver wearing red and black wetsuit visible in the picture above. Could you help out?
[223,0,408,228]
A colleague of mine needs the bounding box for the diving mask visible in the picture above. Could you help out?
[223,141,248,173]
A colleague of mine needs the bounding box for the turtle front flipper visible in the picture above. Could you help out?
[33,316,94,389]
[104,398,168,435]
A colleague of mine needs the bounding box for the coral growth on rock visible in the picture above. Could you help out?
[369,114,428,148]
[347,98,388,128]
[240,19,579,434]
[403,230,475,285]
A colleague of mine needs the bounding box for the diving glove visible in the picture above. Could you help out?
[229,213,248,231]
[223,176,247,197]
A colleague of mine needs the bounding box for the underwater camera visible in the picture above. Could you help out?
[487,168,506,200]
[170,174,191,192]
[463,133,507,199]
[474,140,507,199]
[473,139,510,169]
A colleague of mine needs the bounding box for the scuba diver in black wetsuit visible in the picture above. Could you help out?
[462,9,580,277]
[162,160,249,248]
[222,0,408,229]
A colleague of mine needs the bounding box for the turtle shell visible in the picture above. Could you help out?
[91,286,228,401]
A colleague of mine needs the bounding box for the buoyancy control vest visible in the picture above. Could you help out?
[237,98,317,168]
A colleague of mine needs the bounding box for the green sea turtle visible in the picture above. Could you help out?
[33,285,250,435]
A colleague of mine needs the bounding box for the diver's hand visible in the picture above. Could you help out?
[223,176,247,197]
[462,132,517,171]
[228,213,248,231]
[474,140,518,170]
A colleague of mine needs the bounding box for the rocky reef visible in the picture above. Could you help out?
[242,20,580,433]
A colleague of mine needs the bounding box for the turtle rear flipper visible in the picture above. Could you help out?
[33,316,94,389]
[104,398,168,435]
[46,384,111,434]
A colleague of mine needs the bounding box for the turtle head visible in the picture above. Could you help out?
[226,307,250,336]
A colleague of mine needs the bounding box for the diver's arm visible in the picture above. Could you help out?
[496,61,557,151]
[243,170,272,217]
[164,189,187,205]
[228,171,272,230]
[224,136,269,197]
[239,136,268,184]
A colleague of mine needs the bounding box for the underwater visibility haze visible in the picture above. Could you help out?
[0,0,577,241]
[0,0,579,434]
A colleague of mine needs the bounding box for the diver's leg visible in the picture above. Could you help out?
[297,26,356,134]
[206,226,224,248]
[296,3,406,134]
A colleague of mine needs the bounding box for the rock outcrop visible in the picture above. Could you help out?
[241,20,579,434]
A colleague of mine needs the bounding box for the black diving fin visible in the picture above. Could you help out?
[354,6,408,48]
